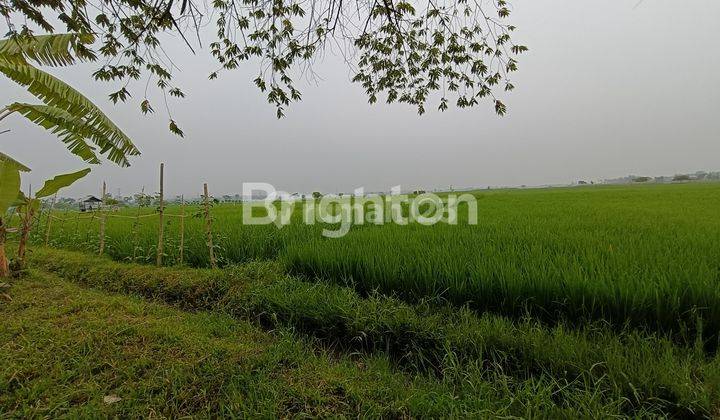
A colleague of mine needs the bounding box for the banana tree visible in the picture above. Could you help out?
[12,168,91,273]
[0,33,139,276]
[0,153,30,277]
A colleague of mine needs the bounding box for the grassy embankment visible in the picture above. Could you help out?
[1,270,678,418]
[6,247,717,417]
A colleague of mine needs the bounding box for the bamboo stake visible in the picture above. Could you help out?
[99,181,106,256]
[58,208,67,239]
[132,187,144,261]
[203,183,217,269]
[156,163,165,267]
[16,199,35,271]
[179,194,185,266]
[44,193,57,246]
[74,210,80,238]
[0,218,9,278]
[84,214,91,244]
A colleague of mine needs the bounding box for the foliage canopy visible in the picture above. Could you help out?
[2,0,527,124]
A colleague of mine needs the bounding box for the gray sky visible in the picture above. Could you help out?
[2,0,719,198]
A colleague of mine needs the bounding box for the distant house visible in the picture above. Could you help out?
[79,195,103,212]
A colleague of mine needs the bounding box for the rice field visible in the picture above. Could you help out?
[40,182,720,342]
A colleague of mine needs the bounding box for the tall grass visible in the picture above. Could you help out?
[42,183,720,340]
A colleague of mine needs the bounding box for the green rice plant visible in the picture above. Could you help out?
[41,183,720,342]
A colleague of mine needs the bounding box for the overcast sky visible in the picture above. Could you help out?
[2,0,719,198]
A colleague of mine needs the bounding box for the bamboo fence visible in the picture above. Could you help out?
[31,163,218,268]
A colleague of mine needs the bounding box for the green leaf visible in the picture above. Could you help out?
[12,191,39,212]
[0,45,140,167]
[6,103,141,166]
[36,168,91,199]
[0,33,96,67]
[15,190,27,203]
[169,120,184,138]
[0,151,30,172]
[0,153,25,215]
[140,99,154,115]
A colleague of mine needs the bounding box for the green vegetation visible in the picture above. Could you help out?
[0,153,28,276]
[0,33,139,277]
[2,270,678,418]
[42,183,720,342]
[12,182,719,416]
[0,33,139,167]
[25,247,720,416]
